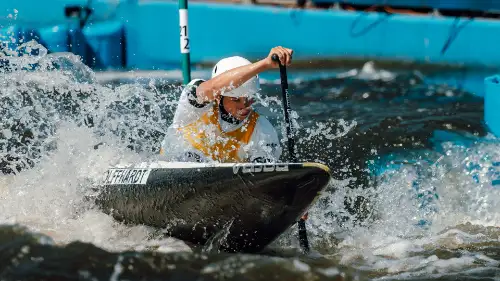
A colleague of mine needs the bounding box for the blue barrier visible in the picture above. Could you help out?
[310,0,500,12]
[4,1,500,72]
[124,1,500,71]
[37,25,71,53]
[83,21,124,69]
[0,0,132,27]
[3,0,500,85]
[0,25,69,53]
[484,75,500,137]
[0,0,85,28]
[0,0,126,70]
[0,21,124,69]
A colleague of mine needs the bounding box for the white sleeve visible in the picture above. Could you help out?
[246,117,282,163]
[171,79,212,128]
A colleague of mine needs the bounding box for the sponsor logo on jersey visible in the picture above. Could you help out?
[103,168,151,185]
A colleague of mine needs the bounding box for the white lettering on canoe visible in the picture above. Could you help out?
[103,168,152,185]
[233,164,289,174]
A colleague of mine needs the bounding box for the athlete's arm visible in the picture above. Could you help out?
[196,46,293,103]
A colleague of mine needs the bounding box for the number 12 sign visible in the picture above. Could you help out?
[179,9,189,54]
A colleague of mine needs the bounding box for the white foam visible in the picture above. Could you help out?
[306,138,500,278]
[0,42,192,253]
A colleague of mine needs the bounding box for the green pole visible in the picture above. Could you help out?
[179,0,191,84]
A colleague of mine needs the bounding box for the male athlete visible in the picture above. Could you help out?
[160,46,293,163]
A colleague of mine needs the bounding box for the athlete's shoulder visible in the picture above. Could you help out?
[182,79,206,95]
[181,78,209,109]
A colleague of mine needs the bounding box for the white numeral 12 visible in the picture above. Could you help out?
[179,9,189,54]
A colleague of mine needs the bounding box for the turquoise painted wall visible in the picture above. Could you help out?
[484,75,500,137]
[0,0,130,69]
[0,0,132,27]
[3,0,500,71]
[312,0,500,11]
[124,1,500,70]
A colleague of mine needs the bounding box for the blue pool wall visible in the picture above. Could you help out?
[484,75,500,137]
[310,0,500,12]
[3,1,500,70]
[123,1,500,71]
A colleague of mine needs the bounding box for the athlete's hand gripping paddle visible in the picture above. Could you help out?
[271,54,310,254]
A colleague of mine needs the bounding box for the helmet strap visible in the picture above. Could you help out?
[219,96,241,125]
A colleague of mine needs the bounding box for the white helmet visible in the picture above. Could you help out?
[211,56,260,98]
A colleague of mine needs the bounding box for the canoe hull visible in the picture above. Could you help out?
[94,162,331,253]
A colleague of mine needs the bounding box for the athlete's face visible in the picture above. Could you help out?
[222,96,254,121]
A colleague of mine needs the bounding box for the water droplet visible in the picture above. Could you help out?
[2,129,12,139]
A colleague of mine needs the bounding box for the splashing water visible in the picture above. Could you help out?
[0,41,353,253]
[0,42,192,253]
[299,137,500,279]
[1,40,500,280]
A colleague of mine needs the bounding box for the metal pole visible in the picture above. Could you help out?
[179,0,191,84]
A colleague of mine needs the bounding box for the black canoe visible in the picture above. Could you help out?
[94,161,331,253]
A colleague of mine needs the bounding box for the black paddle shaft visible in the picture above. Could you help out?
[271,54,297,163]
[271,53,309,254]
